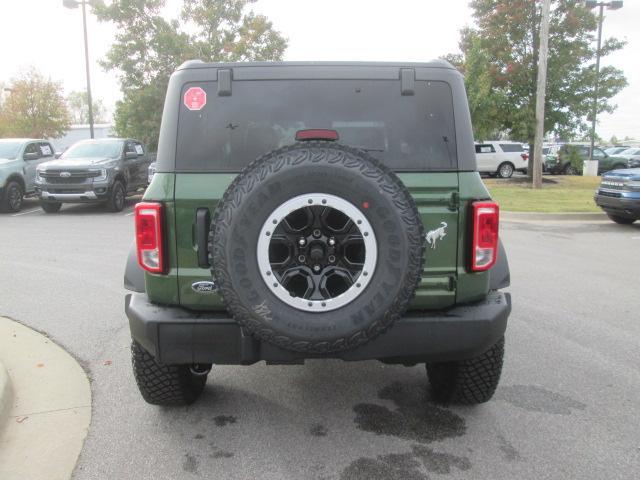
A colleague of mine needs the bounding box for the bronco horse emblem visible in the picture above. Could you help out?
[425,222,448,249]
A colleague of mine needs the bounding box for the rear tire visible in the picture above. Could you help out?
[426,337,504,405]
[107,180,126,212]
[607,214,636,225]
[40,201,62,213]
[497,162,514,178]
[1,180,24,212]
[131,341,208,406]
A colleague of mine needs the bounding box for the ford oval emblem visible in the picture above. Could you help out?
[60,171,71,178]
[191,280,218,294]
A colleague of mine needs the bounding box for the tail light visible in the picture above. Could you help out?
[521,153,528,161]
[135,202,165,273]
[470,201,499,272]
[295,129,339,141]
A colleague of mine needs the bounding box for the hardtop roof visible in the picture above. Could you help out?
[176,59,456,71]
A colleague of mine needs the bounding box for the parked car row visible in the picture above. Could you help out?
[544,145,640,176]
[0,137,155,213]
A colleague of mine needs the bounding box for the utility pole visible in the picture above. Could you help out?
[532,0,551,189]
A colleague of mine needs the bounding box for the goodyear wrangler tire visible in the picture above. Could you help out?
[209,142,424,354]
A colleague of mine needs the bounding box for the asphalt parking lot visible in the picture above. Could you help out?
[1,198,639,480]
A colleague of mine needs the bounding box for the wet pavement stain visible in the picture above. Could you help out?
[208,442,235,459]
[210,450,234,459]
[309,423,328,437]
[496,385,586,415]
[411,445,471,474]
[496,434,521,462]
[341,446,470,480]
[194,433,205,440]
[213,415,237,426]
[182,453,199,474]
[353,382,466,443]
[340,453,428,480]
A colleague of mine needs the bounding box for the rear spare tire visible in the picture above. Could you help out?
[209,142,424,353]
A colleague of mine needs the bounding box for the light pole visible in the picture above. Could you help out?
[585,0,623,160]
[63,0,95,139]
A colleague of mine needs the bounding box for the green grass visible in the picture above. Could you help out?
[483,176,601,213]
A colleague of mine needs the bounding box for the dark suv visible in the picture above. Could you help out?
[124,61,511,407]
[595,167,640,224]
[35,138,153,212]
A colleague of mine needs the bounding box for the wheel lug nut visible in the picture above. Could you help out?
[298,255,306,263]
[328,255,336,263]
[313,229,321,238]
[328,237,335,246]
[313,264,321,272]
[298,237,306,246]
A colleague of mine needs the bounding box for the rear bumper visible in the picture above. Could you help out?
[594,191,640,218]
[126,291,511,365]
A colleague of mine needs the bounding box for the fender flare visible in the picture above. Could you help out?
[489,239,510,290]
[124,241,145,293]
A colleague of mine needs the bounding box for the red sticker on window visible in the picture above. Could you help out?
[184,87,207,111]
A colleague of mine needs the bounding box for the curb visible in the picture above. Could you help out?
[502,211,606,221]
[0,317,91,480]
[0,360,12,433]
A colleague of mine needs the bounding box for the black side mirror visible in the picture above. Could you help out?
[24,152,40,161]
[125,151,138,160]
[54,152,62,159]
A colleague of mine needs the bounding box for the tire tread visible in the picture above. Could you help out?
[426,337,504,405]
[131,341,206,406]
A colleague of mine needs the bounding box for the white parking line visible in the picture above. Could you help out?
[124,211,135,216]
[11,208,41,217]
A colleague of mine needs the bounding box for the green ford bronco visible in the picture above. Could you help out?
[124,61,511,407]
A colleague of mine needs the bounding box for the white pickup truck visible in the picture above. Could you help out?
[475,141,528,178]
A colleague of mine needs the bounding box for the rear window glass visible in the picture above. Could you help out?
[499,143,524,153]
[475,144,495,153]
[176,79,457,171]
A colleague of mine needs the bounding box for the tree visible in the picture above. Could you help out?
[67,91,108,124]
[447,0,627,176]
[443,36,506,140]
[94,0,287,150]
[0,68,71,139]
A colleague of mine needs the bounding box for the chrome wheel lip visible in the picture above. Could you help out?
[257,193,377,313]
[499,163,513,177]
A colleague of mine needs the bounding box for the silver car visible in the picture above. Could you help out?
[0,138,57,212]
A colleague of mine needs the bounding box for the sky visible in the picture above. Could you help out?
[0,0,637,140]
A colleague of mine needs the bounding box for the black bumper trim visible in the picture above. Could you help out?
[126,291,511,365]
[594,193,640,217]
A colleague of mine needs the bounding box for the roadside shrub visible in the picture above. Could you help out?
[567,146,583,175]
